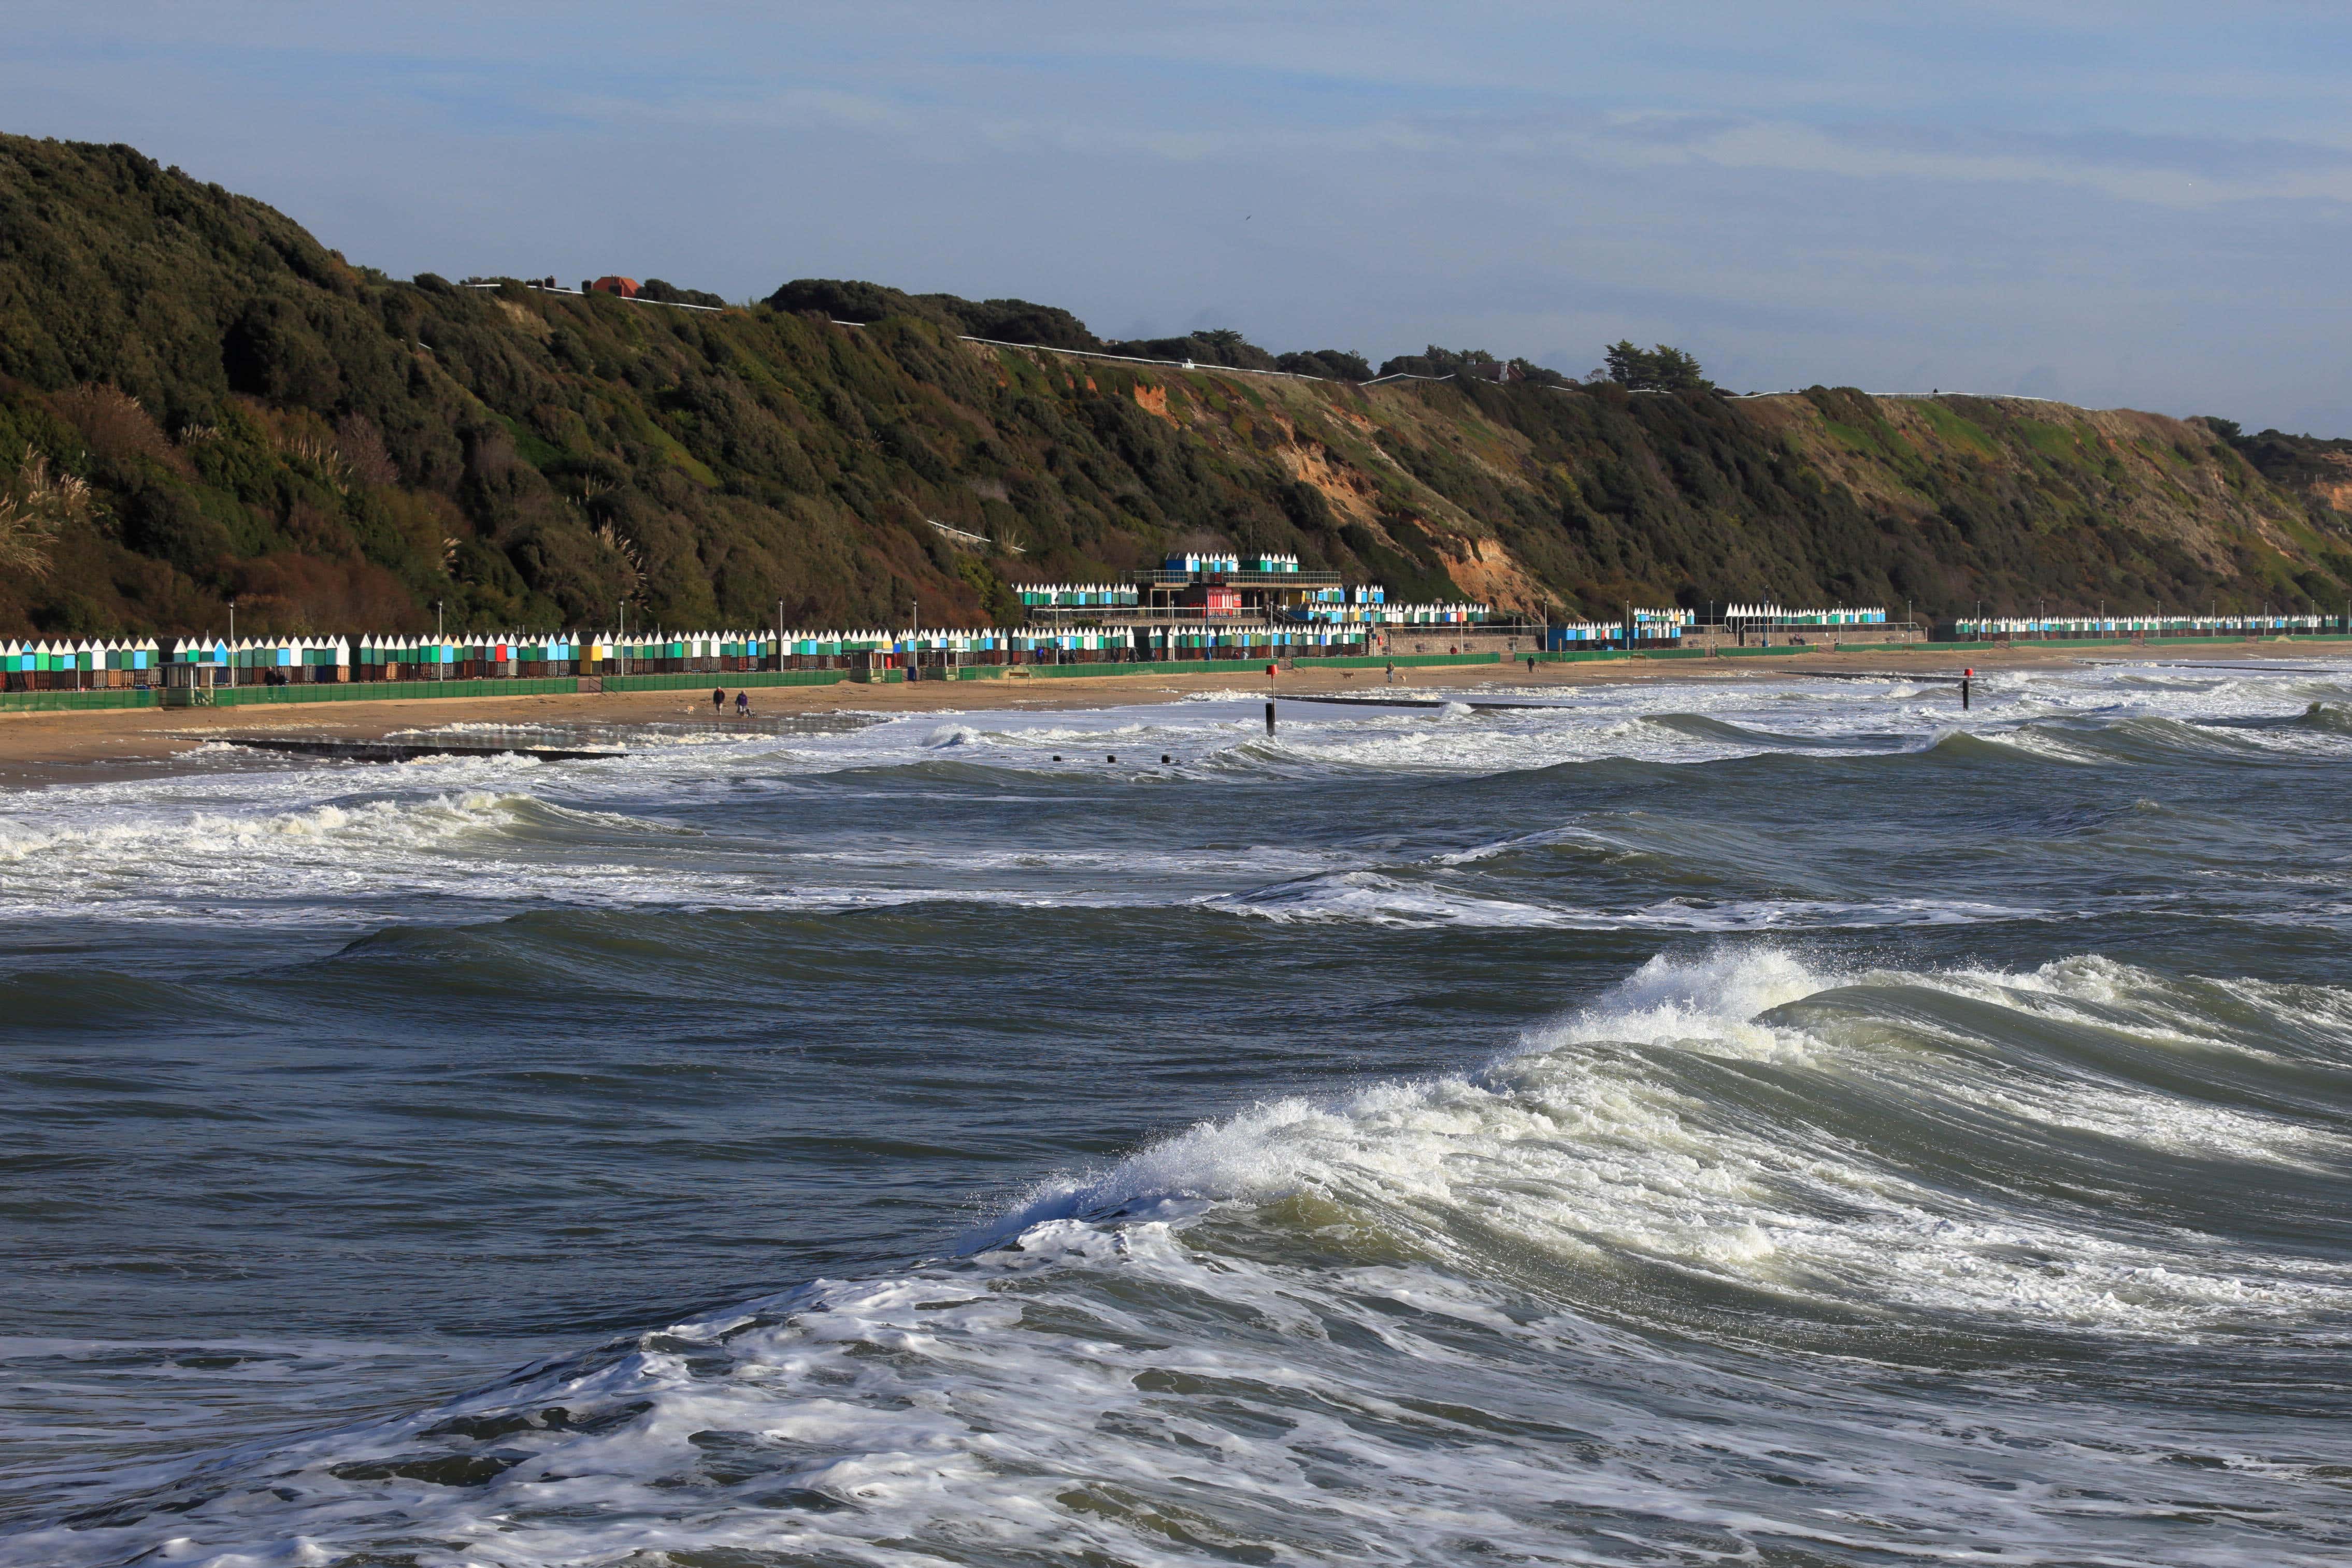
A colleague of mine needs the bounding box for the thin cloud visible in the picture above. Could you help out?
[5,1,2352,430]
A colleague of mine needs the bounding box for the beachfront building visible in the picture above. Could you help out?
[1013,554,1489,648]
[1132,552,1348,621]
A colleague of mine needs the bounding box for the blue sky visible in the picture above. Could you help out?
[9,2,2350,431]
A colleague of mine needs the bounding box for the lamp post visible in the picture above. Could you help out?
[225,598,236,687]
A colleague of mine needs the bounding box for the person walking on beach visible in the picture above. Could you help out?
[1384,659,1395,685]
[735,690,750,717]
[711,686,726,713]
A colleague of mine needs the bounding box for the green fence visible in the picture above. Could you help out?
[0,671,859,713]
[0,688,159,713]
[213,677,580,704]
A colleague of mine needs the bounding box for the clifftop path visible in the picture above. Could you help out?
[4,134,2349,637]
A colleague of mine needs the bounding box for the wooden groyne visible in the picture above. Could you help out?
[197,712,887,765]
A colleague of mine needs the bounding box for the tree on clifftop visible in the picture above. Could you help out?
[1600,341,1715,393]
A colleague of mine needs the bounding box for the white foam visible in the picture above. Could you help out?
[987,948,2352,1335]
[15,948,2352,1567]
[1206,870,1577,927]
[1207,871,2045,931]
[5,655,2348,944]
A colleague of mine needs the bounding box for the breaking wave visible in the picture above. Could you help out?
[12,950,2351,1567]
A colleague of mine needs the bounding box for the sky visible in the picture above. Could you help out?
[8,2,2351,433]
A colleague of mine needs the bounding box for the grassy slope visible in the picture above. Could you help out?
[2,134,2347,639]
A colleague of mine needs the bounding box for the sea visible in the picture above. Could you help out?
[3,657,2350,1566]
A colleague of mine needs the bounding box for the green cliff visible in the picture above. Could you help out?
[3,134,2348,637]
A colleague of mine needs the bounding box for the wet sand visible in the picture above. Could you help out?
[0,641,2329,788]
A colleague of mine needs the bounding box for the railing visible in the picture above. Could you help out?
[1133,569,1345,588]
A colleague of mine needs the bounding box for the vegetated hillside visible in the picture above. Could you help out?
[3,133,2350,640]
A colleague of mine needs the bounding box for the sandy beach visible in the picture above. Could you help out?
[0,641,2332,788]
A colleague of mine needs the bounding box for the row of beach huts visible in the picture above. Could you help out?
[0,623,1390,690]
[1719,604,1889,627]
[1954,612,2341,639]
[0,610,1771,688]
[0,606,1893,689]
[12,605,2328,692]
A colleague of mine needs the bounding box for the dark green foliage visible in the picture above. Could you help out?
[1371,347,1564,386]
[1378,346,1499,379]
[636,279,728,309]
[1601,342,1714,393]
[763,277,948,327]
[2231,427,2352,489]
[928,296,1099,350]
[1274,350,1373,381]
[1364,350,1561,390]
[1,133,2343,640]
[1108,328,1279,370]
[764,281,1097,350]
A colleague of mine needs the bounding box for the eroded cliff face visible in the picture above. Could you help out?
[2227,429,2352,543]
[1074,353,2348,622]
[4,132,2348,639]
